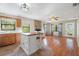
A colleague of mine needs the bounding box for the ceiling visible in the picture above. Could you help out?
[0,3,79,22]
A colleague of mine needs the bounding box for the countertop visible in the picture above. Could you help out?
[0,29,22,34]
[0,31,43,36]
[22,33,43,36]
[0,31,21,34]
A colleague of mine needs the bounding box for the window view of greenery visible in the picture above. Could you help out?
[55,25,57,32]
[1,20,15,30]
[22,25,30,33]
[52,25,57,32]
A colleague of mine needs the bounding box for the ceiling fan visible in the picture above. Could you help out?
[18,3,30,11]
[47,16,60,23]
[50,16,60,20]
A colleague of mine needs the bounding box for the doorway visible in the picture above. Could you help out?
[43,23,53,36]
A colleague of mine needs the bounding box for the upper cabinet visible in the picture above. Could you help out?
[16,19,21,27]
[34,20,42,31]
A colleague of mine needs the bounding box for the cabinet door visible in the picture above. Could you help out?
[16,19,21,27]
[29,35,39,54]
[21,35,29,52]
[0,34,16,46]
[34,20,41,30]
[29,35,37,46]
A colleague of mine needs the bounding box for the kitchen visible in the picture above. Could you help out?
[0,14,44,55]
[0,3,79,56]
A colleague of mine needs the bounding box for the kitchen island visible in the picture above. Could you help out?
[21,33,43,55]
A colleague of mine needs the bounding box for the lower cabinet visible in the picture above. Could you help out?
[21,34,42,55]
[0,34,16,46]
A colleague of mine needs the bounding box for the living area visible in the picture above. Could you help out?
[0,3,79,56]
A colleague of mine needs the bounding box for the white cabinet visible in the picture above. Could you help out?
[21,34,30,55]
[21,34,42,55]
[29,35,40,55]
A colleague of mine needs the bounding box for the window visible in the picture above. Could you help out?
[64,21,75,37]
[0,19,16,31]
[22,24,30,33]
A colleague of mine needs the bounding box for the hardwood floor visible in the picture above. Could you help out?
[0,42,20,56]
[32,36,79,56]
[0,35,79,56]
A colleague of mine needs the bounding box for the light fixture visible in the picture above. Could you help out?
[18,3,30,11]
[50,16,60,22]
[50,16,55,21]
